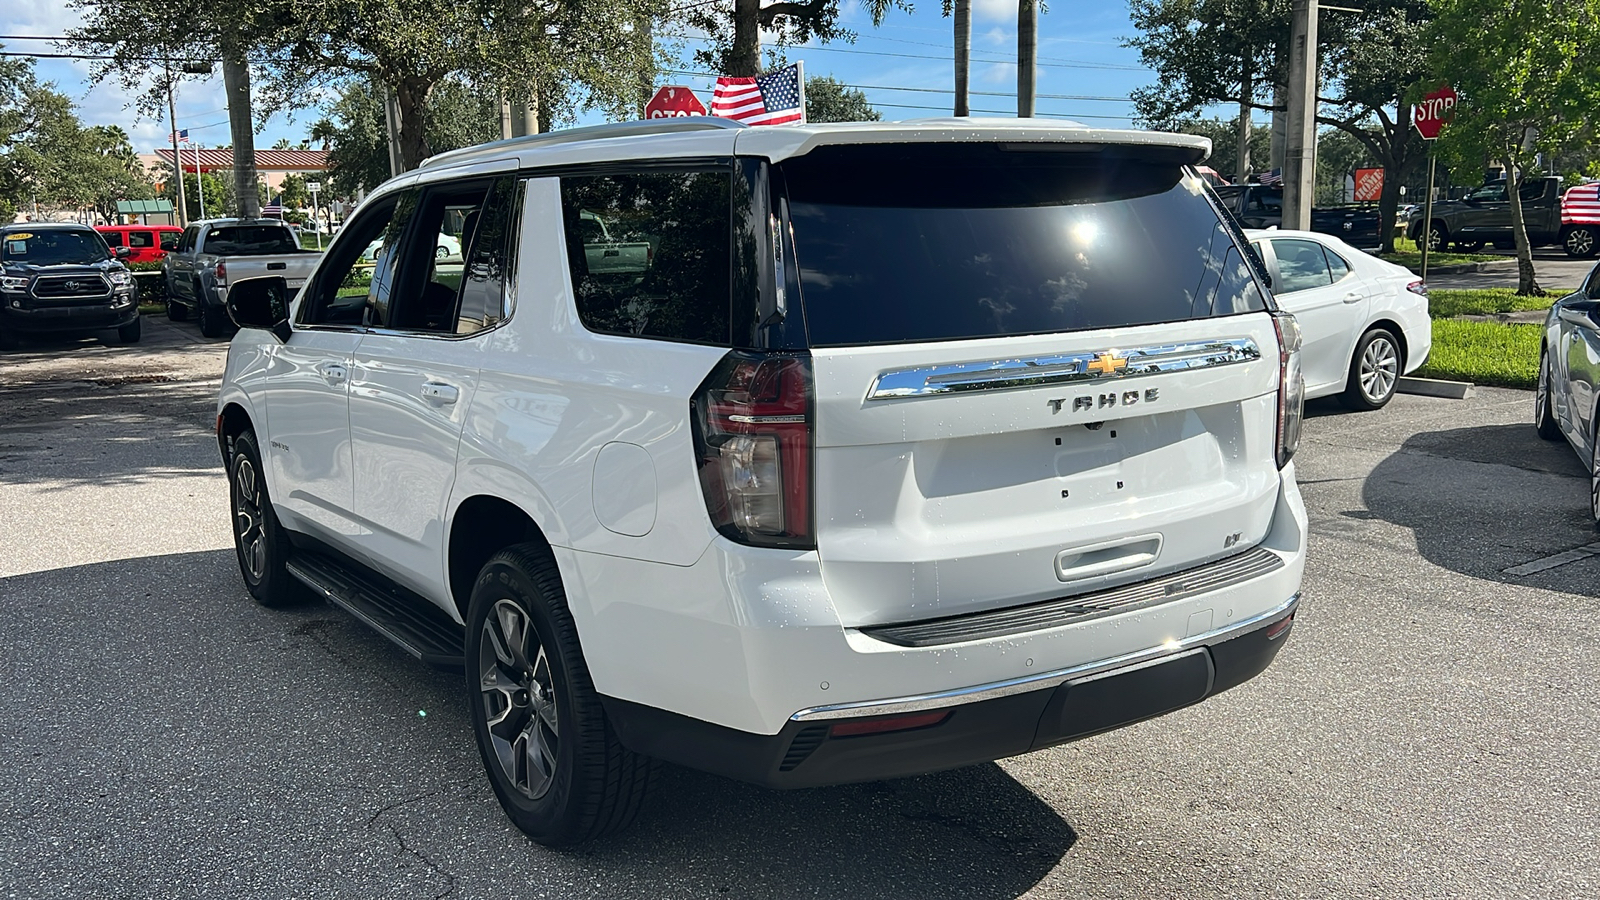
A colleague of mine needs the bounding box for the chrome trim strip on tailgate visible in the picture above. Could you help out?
[863,545,1283,648]
[865,338,1262,401]
[789,593,1299,722]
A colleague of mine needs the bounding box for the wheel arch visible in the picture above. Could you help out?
[447,494,554,621]
[217,400,254,466]
[1365,318,1409,369]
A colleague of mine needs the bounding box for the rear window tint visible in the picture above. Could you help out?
[780,146,1265,347]
[204,225,299,255]
[559,170,731,345]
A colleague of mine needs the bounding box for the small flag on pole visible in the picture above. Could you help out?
[710,62,806,126]
[170,128,190,143]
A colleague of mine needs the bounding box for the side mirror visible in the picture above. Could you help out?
[1558,300,1600,329]
[226,275,292,341]
[114,246,132,259]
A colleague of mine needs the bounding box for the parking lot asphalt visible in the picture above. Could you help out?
[1420,247,1593,292]
[2,327,1597,898]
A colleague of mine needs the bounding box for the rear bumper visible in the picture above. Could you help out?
[0,296,138,333]
[602,596,1296,788]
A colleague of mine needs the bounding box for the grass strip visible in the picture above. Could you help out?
[1413,319,1540,389]
[1427,288,1555,319]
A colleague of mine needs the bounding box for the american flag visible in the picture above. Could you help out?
[262,195,284,217]
[169,128,189,143]
[710,62,806,126]
[1562,182,1600,225]
[1258,168,1284,186]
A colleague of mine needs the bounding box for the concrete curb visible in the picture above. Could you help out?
[1396,376,1474,399]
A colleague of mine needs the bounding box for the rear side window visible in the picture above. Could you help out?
[101,230,125,247]
[779,146,1265,347]
[1270,238,1334,292]
[558,170,731,345]
[129,231,154,248]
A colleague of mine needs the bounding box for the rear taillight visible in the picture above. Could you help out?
[1406,280,1428,296]
[1272,311,1305,469]
[691,352,814,549]
[214,260,227,285]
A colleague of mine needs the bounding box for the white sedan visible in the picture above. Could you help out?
[1247,229,1432,410]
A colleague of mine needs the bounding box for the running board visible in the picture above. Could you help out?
[286,552,465,670]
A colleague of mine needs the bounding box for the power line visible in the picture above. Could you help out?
[659,30,1148,71]
[661,68,1130,103]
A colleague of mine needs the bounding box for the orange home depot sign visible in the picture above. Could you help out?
[645,86,706,118]
[1353,168,1384,202]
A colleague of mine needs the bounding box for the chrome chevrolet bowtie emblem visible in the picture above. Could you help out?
[1085,352,1127,376]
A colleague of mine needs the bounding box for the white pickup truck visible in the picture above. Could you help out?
[163,218,322,337]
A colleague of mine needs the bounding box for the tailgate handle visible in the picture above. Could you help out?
[1055,535,1163,583]
[267,262,287,271]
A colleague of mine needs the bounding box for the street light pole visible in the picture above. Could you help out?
[192,142,206,220]
[1283,0,1319,231]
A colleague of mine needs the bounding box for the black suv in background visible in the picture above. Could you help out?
[1214,184,1385,249]
[0,223,139,348]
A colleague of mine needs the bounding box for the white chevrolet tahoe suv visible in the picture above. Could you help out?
[216,117,1308,846]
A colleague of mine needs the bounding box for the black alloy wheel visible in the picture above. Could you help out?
[1425,224,1448,253]
[1536,349,1563,440]
[228,430,306,607]
[465,545,654,846]
[1590,425,1600,528]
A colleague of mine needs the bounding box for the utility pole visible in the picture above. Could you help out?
[1282,0,1319,230]
[167,66,188,228]
[378,81,403,177]
[1017,0,1037,116]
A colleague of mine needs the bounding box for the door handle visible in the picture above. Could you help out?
[316,362,348,385]
[421,382,460,405]
[1342,291,1364,304]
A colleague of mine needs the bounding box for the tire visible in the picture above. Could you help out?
[228,430,308,608]
[116,316,141,344]
[1536,349,1563,440]
[1565,226,1598,259]
[165,297,188,321]
[465,544,655,846]
[1424,223,1448,253]
[1590,423,1600,529]
[199,296,228,339]
[1342,327,1402,411]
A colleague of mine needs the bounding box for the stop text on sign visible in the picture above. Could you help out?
[1413,86,1458,140]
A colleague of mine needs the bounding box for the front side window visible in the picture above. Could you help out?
[159,231,180,252]
[559,169,731,345]
[779,145,1266,347]
[1270,239,1334,293]
[179,227,198,252]
[298,194,407,328]
[128,231,154,249]
[101,230,125,248]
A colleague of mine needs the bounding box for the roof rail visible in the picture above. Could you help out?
[420,117,748,169]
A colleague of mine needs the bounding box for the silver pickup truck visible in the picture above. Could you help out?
[163,219,322,337]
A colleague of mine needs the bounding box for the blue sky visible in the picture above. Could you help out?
[8,0,1157,154]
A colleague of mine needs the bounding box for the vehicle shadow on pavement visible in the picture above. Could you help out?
[1360,422,1600,594]
[0,550,1073,899]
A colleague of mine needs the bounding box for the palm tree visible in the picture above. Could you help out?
[951,0,970,115]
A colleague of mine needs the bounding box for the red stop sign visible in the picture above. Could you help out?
[645,86,706,119]
[1413,86,1458,140]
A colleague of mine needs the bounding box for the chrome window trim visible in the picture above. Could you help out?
[789,593,1299,722]
[865,337,1262,401]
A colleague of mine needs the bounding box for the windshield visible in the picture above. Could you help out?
[204,225,299,255]
[1,230,111,266]
[779,146,1266,347]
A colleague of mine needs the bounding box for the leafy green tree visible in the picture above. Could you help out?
[1129,0,1434,252]
[1171,117,1272,180]
[1427,0,1600,294]
[279,173,309,211]
[310,78,502,198]
[692,0,906,77]
[804,76,880,122]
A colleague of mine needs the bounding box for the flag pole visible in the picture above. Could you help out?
[795,59,806,124]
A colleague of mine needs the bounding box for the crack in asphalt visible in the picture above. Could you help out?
[366,788,469,899]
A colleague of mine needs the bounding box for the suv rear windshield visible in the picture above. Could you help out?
[204,225,299,255]
[779,145,1266,347]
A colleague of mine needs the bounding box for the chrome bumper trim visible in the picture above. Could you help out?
[789,593,1300,722]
